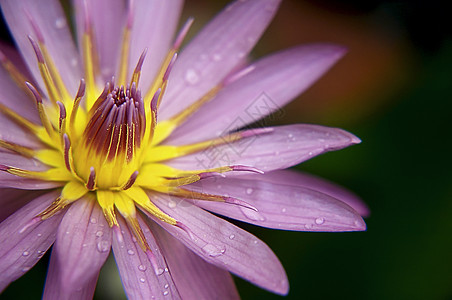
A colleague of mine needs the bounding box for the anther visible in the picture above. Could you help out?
[122,171,138,190]
[63,134,72,172]
[162,53,177,82]
[86,167,96,190]
[57,101,66,132]
[173,18,194,50]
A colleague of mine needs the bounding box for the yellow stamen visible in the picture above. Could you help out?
[0,140,35,157]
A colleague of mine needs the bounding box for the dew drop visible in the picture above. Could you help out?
[132,236,137,243]
[229,234,235,240]
[184,69,199,85]
[245,188,254,195]
[95,231,104,237]
[70,58,78,67]
[127,249,135,255]
[281,208,287,213]
[164,267,169,273]
[202,244,225,257]
[253,240,258,244]
[315,217,325,225]
[240,207,265,221]
[168,200,176,209]
[288,133,294,139]
[138,264,147,272]
[37,233,42,237]
[97,241,110,253]
[164,284,169,289]
[304,223,313,229]
[163,291,169,296]
[82,243,87,247]
[139,278,145,283]
[308,151,313,156]
[237,51,246,58]
[55,18,67,29]
[90,218,97,224]
[65,231,70,235]
[156,268,164,276]
[22,251,29,256]
[212,53,222,61]
[22,267,31,272]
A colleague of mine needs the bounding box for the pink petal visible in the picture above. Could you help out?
[0,152,63,189]
[42,197,111,296]
[241,169,370,217]
[111,214,180,299]
[43,248,98,300]
[149,221,240,299]
[167,44,346,145]
[0,44,40,124]
[0,113,42,148]
[128,0,183,93]
[0,188,44,222]
[187,175,366,232]
[0,191,63,292]
[168,124,360,172]
[72,0,126,81]
[1,0,82,95]
[149,193,289,295]
[159,0,282,119]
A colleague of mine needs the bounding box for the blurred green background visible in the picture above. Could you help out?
[1,0,451,299]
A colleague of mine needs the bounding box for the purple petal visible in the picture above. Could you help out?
[0,188,44,222]
[128,0,183,93]
[72,0,126,81]
[186,175,366,231]
[149,221,240,299]
[0,113,42,148]
[1,0,82,95]
[0,152,62,189]
[240,169,370,217]
[111,214,180,299]
[167,44,346,145]
[159,0,282,119]
[43,248,97,300]
[0,46,40,124]
[42,197,111,296]
[0,191,63,292]
[149,193,289,295]
[168,124,361,172]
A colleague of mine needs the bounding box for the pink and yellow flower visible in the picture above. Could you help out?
[0,0,367,298]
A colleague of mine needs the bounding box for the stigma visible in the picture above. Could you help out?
[73,81,146,189]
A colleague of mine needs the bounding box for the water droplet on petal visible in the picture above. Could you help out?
[315,217,325,225]
[202,244,225,257]
[240,207,265,221]
[139,278,145,283]
[156,268,164,275]
[22,267,31,272]
[138,265,147,272]
[22,251,29,256]
[90,218,97,224]
[168,200,176,208]
[55,17,67,29]
[127,249,135,255]
[37,233,42,237]
[246,188,254,195]
[164,267,169,273]
[163,291,169,296]
[229,234,235,240]
[132,236,137,242]
[212,53,222,61]
[97,241,110,253]
[95,231,104,237]
[304,223,313,229]
[184,69,199,85]
[65,231,70,235]
[164,284,169,289]
[281,208,287,213]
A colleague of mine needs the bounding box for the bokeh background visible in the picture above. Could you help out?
[1,0,451,299]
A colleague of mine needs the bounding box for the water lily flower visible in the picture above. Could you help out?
[0,0,368,299]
